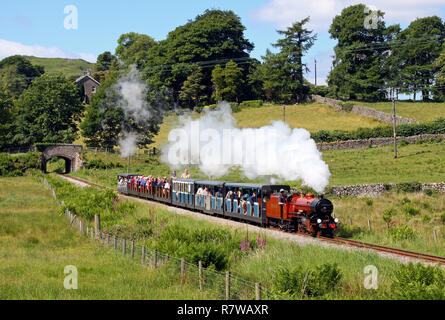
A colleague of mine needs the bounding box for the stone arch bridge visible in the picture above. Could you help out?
[41,144,83,174]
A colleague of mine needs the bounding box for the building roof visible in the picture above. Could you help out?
[75,74,100,86]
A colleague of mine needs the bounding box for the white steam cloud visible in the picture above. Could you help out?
[161,102,331,193]
[115,65,150,157]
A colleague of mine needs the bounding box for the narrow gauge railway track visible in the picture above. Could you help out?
[59,174,445,265]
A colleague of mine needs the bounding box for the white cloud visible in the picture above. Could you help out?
[251,0,445,32]
[0,38,96,63]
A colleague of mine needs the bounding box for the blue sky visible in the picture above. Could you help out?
[1,0,444,84]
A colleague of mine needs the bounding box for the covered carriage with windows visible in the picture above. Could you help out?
[171,179,195,209]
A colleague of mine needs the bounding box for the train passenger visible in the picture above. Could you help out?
[241,193,249,214]
[215,188,223,198]
[225,189,233,200]
[248,192,257,206]
[170,171,177,179]
[181,169,190,179]
[163,179,170,197]
[279,189,287,224]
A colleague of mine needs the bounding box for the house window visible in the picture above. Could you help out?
[92,86,96,93]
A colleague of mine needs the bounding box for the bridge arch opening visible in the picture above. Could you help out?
[40,144,83,174]
[44,156,72,174]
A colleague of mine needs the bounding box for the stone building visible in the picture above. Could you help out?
[75,70,100,104]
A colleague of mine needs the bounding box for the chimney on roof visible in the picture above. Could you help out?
[83,70,91,76]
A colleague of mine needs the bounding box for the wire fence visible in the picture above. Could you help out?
[41,177,286,300]
[83,146,158,156]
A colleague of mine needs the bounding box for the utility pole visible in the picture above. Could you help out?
[283,105,286,123]
[392,88,397,159]
[314,59,317,86]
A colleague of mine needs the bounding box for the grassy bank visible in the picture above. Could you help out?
[0,175,210,299]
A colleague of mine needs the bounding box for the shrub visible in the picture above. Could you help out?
[364,198,373,206]
[339,101,354,112]
[422,215,431,223]
[400,197,411,205]
[394,182,422,193]
[85,159,123,170]
[194,105,204,113]
[239,100,263,108]
[423,188,438,196]
[382,207,396,226]
[273,263,342,298]
[311,85,329,97]
[440,213,445,224]
[0,152,41,176]
[401,203,420,217]
[229,102,241,113]
[390,263,444,299]
[388,225,416,241]
[398,140,409,147]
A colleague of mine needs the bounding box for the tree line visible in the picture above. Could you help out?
[1,5,445,151]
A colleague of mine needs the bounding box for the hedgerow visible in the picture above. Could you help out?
[312,118,445,143]
[0,152,41,176]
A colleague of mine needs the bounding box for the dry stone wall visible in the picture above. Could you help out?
[327,183,445,198]
[316,134,445,151]
[311,95,419,125]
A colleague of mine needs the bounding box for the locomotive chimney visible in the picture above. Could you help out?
[319,194,324,199]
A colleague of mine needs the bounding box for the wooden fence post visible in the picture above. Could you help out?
[131,241,135,260]
[368,219,372,232]
[255,283,261,300]
[141,245,146,264]
[181,258,185,280]
[434,229,438,242]
[154,250,158,268]
[113,236,117,250]
[225,271,231,300]
[106,233,110,245]
[123,239,127,255]
[199,261,203,292]
[94,214,100,238]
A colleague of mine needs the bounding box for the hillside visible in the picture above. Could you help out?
[151,102,384,148]
[22,56,93,78]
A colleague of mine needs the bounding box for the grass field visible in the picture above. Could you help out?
[324,139,445,186]
[333,192,445,257]
[23,56,93,78]
[352,100,445,123]
[0,176,210,299]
